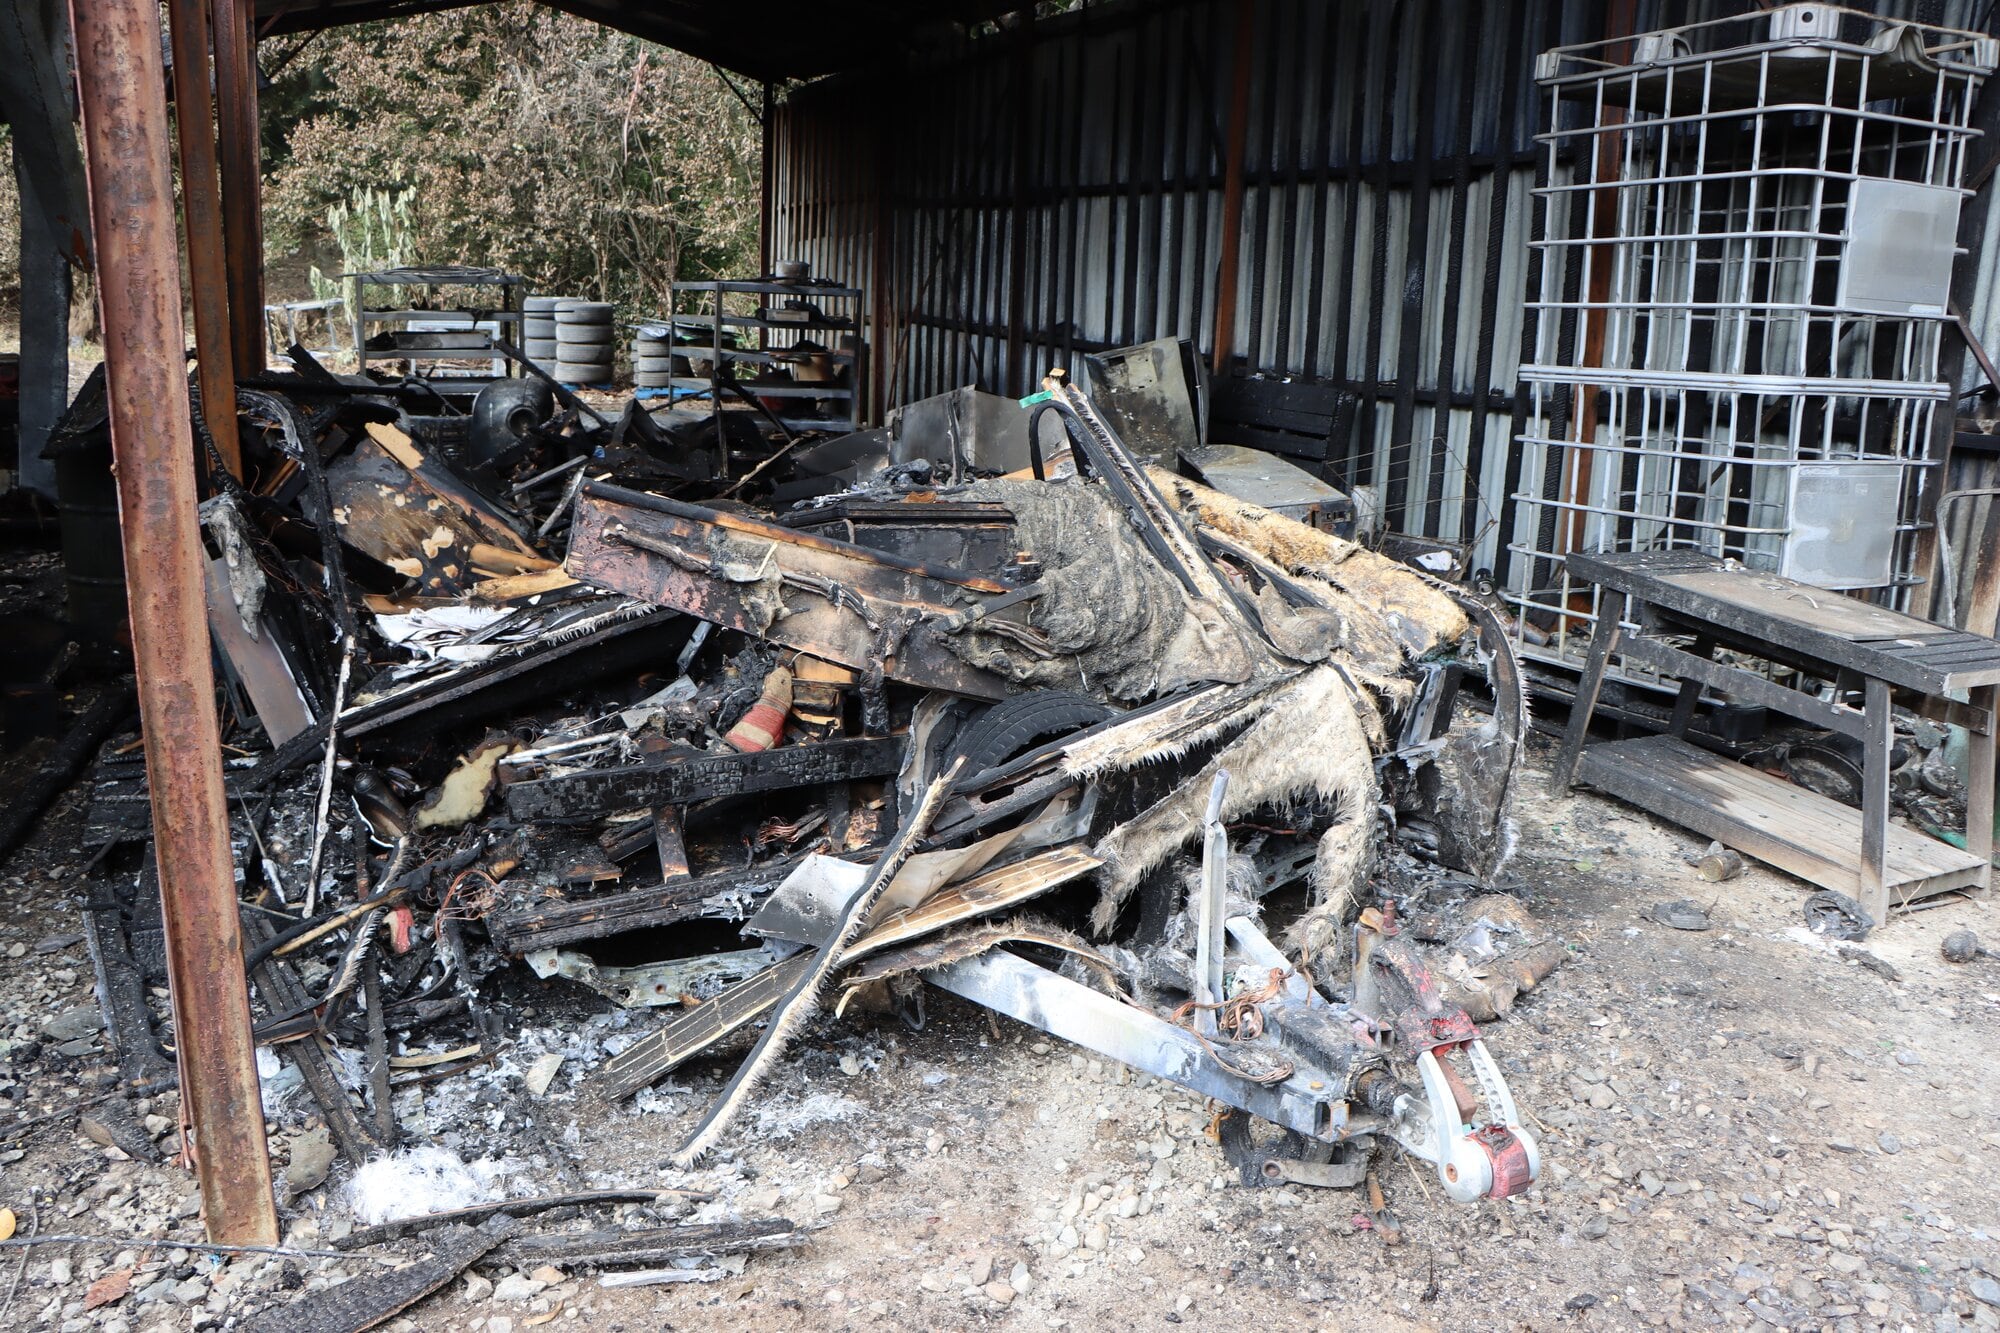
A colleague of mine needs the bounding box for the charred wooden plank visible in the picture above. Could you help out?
[565,482,1016,699]
[599,846,1099,1099]
[0,686,134,860]
[503,736,904,823]
[257,1217,515,1333]
[599,953,813,1099]
[241,911,381,1164]
[485,859,804,953]
[848,846,1102,955]
[335,1189,702,1251]
[489,1218,797,1268]
[844,917,1108,987]
[80,859,174,1093]
[653,806,690,881]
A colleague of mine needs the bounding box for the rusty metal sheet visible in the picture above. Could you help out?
[203,558,312,744]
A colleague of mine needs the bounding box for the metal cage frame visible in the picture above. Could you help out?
[1504,3,1997,660]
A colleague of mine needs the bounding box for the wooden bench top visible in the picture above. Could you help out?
[1566,549,2000,696]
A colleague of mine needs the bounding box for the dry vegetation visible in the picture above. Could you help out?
[0,5,763,326]
[264,3,763,312]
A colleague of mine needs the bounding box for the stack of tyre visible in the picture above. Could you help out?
[633,325,673,391]
[522,296,561,365]
[554,299,615,386]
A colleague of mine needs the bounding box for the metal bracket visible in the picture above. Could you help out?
[1215,1112,1371,1189]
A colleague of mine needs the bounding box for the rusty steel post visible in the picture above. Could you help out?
[211,0,267,379]
[68,0,280,1245]
[167,0,243,478]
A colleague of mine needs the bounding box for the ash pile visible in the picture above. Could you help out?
[61,343,1561,1306]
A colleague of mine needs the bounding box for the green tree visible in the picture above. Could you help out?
[265,4,761,318]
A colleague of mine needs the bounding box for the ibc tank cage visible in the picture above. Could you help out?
[1505,4,1997,661]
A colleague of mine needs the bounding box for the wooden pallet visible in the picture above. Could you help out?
[1577,734,1988,907]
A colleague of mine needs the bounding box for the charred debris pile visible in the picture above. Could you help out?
[68,345,1562,1286]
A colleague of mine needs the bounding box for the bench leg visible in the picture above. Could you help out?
[1859,676,1891,926]
[1550,590,1625,795]
[1667,634,1715,738]
[1971,683,1996,892]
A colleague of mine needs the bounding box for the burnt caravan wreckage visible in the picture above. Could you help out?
[554,372,1544,1202]
[71,346,1548,1257]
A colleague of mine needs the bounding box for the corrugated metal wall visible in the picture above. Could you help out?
[768,0,1605,576]
[768,0,2000,596]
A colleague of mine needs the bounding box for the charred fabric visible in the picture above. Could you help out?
[79,345,1562,1264]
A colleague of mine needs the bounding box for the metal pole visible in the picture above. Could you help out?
[12,159,70,500]
[1194,770,1231,1038]
[167,0,244,478]
[211,0,267,379]
[68,0,279,1246]
[1209,0,1253,375]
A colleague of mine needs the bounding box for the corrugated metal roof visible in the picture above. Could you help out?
[254,0,1025,82]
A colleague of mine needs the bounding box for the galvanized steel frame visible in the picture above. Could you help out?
[1505,4,1995,658]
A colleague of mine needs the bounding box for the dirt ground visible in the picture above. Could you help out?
[2,530,1999,1331]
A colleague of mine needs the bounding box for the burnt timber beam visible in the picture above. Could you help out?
[256,1217,517,1333]
[69,0,278,1243]
[502,735,904,823]
[486,858,811,953]
[212,0,266,378]
[241,911,383,1166]
[490,1218,796,1267]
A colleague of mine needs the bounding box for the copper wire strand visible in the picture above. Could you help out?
[1168,967,1295,1085]
[435,867,502,926]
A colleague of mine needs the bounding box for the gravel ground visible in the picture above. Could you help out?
[0,535,1997,1331]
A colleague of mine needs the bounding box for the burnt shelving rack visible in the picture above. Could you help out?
[348,265,526,386]
[665,278,863,445]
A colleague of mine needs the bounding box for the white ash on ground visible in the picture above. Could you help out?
[0,738,1999,1330]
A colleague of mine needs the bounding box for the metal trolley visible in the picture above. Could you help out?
[1505,4,1997,661]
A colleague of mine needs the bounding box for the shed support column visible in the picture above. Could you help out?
[167,0,243,477]
[0,0,88,501]
[13,160,69,499]
[68,0,279,1246]
[1210,0,1254,375]
[211,0,266,379]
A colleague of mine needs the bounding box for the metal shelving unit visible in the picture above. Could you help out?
[1507,5,1997,661]
[666,277,862,437]
[349,266,526,385]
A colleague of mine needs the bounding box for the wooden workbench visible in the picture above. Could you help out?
[1550,550,1999,924]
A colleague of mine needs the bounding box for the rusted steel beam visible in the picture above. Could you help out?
[166,0,244,478]
[211,0,267,378]
[1209,0,1254,375]
[68,0,279,1245]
